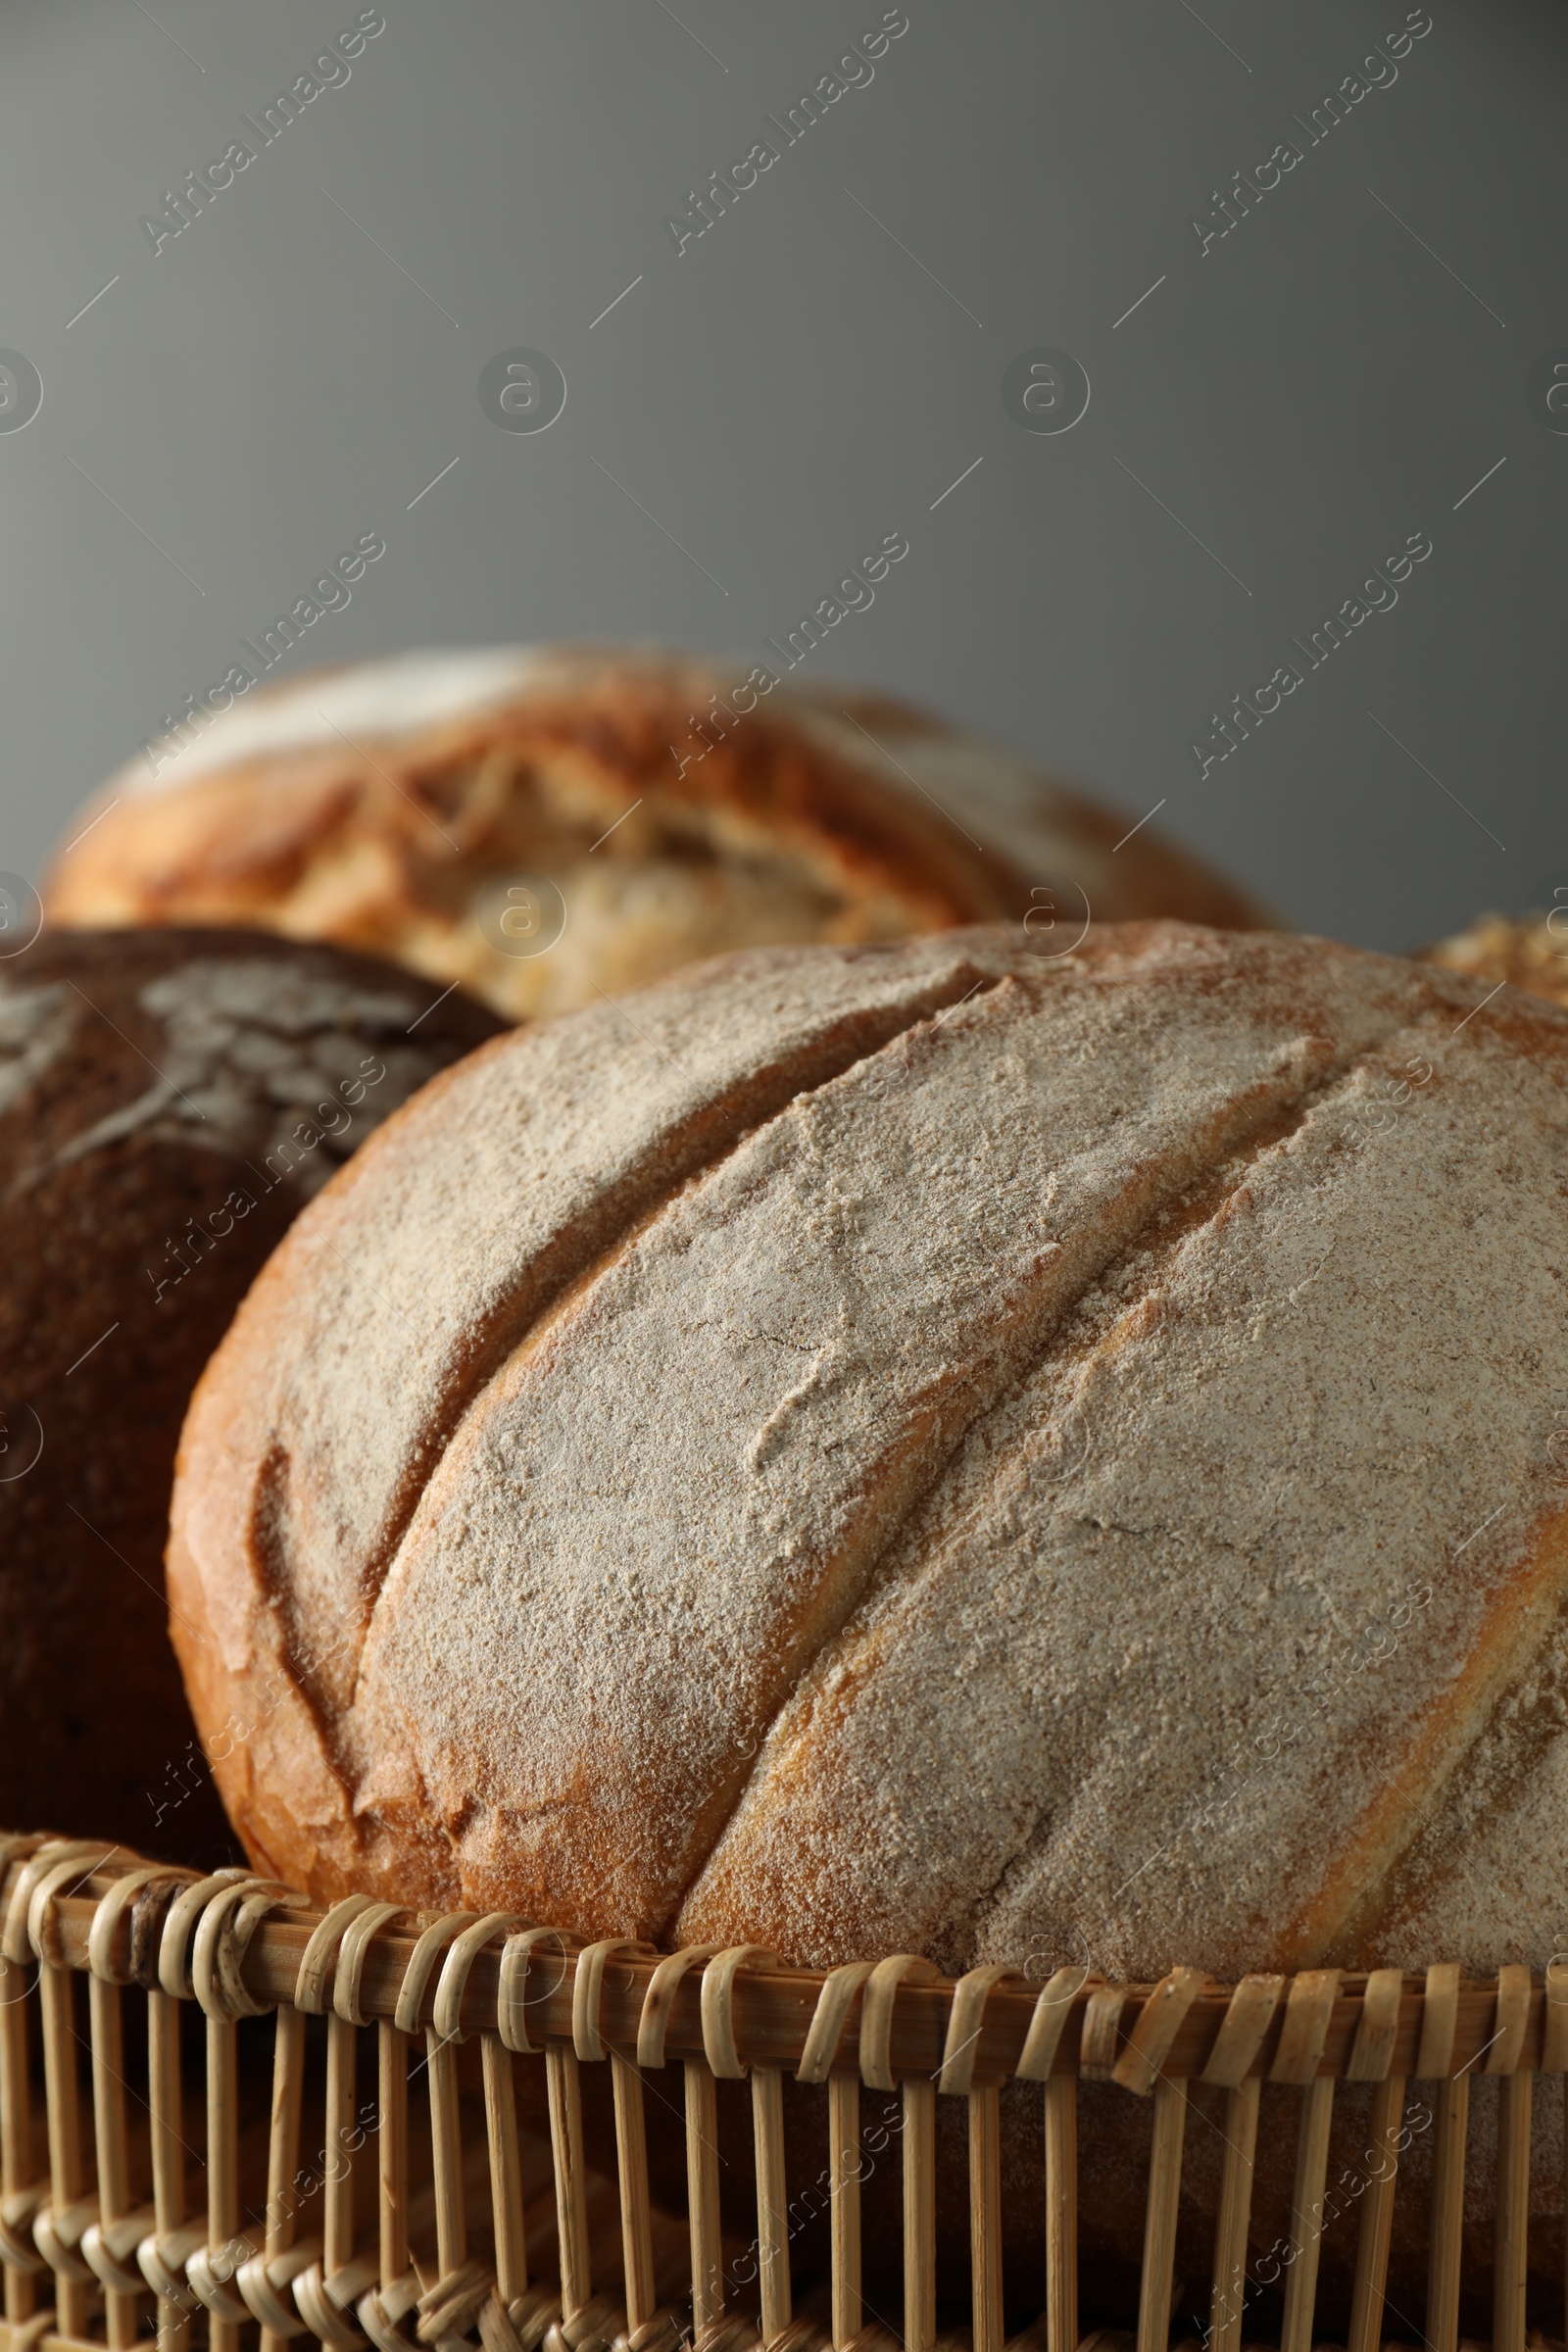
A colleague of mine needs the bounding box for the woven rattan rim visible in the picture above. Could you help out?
[0,1830,1558,2352]
[8,1841,1558,2088]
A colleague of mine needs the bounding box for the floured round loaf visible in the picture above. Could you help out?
[0,926,500,1863]
[172,918,1568,1983]
[44,646,1267,1020]
[170,919,1568,2323]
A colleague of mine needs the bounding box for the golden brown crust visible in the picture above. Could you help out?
[46,648,1268,1020]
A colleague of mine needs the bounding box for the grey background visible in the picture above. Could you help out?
[0,0,1561,953]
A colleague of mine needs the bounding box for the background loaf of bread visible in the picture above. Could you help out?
[169,921,1568,1986]
[1425,909,1568,1013]
[45,647,1267,1020]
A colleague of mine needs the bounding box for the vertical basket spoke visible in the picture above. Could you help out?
[830,2072,863,2351]
[936,1966,1020,2352]
[1043,2076,1076,2352]
[1207,2078,1259,2352]
[484,2032,528,2310]
[429,2025,468,2282]
[1279,2078,1335,2352]
[750,2066,789,2346]
[683,2059,722,2334]
[0,1948,40,2330]
[39,1958,91,2340]
[88,1972,142,2349]
[1346,2072,1404,2352]
[1414,1958,1464,2352]
[1487,1962,1535,2352]
[1426,2075,1467,2352]
[1135,2077,1187,2352]
[853,1955,939,2352]
[903,2076,936,2352]
[1016,1964,1094,2352]
[146,1985,187,2352]
[548,2044,592,2322]
[1494,2071,1531,2352]
[1342,1968,1407,2352]
[260,2003,306,2352]
[207,2012,241,2352]
[967,2082,1004,2352]
[378,2020,409,2296]
[611,2052,655,2339]
[325,2010,358,2281]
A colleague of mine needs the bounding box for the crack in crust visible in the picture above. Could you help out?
[674,1020,1405,1942]
[275,963,1014,1795]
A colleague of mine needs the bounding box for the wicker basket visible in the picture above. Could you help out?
[0,1837,1560,2352]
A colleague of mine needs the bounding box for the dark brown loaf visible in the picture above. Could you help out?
[0,925,501,1861]
[43,646,1269,1020]
[169,919,1568,1983]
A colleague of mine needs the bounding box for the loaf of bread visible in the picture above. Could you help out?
[170,918,1568,1984]
[0,926,500,1863]
[44,647,1267,1020]
[1424,908,1568,1011]
[169,919,1568,2320]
